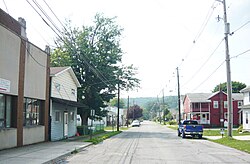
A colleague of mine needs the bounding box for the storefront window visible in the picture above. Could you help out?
[0,94,12,128]
[23,97,41,126]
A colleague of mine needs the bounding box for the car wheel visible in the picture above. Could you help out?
[182,131,185,138]
[198,134,202,139]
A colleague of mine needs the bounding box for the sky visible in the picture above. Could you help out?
[1,0,250,98]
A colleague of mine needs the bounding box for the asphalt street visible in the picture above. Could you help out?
[64,121,250,164]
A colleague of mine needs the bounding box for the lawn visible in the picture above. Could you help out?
[84,131,121,144]
[211,137,250,154]
[203,129,250,136]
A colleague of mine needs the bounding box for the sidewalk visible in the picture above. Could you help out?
[204,135,250,140]
[0,137,92,164]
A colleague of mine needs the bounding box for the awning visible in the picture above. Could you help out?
[51,97,87,108]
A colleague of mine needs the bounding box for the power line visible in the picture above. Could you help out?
[25,0,115,88]
[231,20,250,35]
[182,37,224,88]
[230,49,250,59]
[2,0,8,13]
[191,60,225,92]
[193,1,217,44]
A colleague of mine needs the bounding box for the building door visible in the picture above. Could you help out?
[64,112,68,137]
[201,114,207,124]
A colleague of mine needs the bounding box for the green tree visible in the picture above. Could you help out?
[109,98,125,108]
[51,14,140,124]
[212,81,246,93]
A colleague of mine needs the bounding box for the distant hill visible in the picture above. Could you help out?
[121,96,178,110]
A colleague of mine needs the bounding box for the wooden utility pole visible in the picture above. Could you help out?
[117,81,120,131]
[218,0,233,137]
[177,67,181,124]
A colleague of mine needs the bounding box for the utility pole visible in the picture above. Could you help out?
[117,81,120,131]
[162,89,165,124]
[127,95,129,127]
[177,67,181,124]
[218,0,233,137]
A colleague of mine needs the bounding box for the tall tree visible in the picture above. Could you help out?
[50,14,140,124]
[109,98,125,108]
[212,81,246,93]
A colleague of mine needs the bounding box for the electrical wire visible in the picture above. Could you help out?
[2,0,8,13]
[21,40,47,68]
[191,60,225,92]
[182,37,224,88]
[230,49,250,59]
[231,20,250,35]
[25,0,115,88]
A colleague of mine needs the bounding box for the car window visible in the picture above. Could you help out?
[183,121,198,125]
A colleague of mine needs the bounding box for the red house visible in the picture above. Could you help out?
[183,91,243,128]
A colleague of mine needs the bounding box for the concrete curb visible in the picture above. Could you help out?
[43,143,93,164]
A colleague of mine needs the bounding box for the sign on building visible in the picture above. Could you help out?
[0,78,10,93]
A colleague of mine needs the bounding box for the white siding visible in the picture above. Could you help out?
[0,25,20,95]
[243,109,250,131]
[51,70,78,101]
[51,103,77,141]
[243,92,250,105]
[24,43,47,100]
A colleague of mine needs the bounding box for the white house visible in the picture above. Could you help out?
[240,86,250,131]
[50,67,84,141]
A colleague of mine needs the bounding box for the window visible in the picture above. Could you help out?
[249,93,250,102]
[71,89,76,96]
[246,112,249,124]
[70,112,74,121]
[238,101,243,108]
[224,112,228,119]
[55,111,60,122]
[55,82,61,91]
[0,94,12,128]
[23,98,41,126]
[213,101,219,108]
[224,101,228,108]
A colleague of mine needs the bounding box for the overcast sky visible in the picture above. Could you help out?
[1,0,250,98]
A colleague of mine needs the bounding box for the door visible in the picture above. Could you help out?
[64,112,68,137]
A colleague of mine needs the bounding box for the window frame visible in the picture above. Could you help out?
[213,101,219,109]
[23,97,41,126]
[224,101,228,109]
[0,94,12,128]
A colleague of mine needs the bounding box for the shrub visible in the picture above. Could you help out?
[168,120,177,125]
[238,124,243,132]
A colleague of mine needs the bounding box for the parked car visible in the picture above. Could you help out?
[178,120,203,139]
[131,120,140,127]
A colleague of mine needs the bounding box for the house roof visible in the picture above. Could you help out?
[51,97,87,108]
[50,67,70,76]
[232,93,244,101]
[50,67,81,87]
[185,92,243,103]
[240,104,250,109]
[240,86,250,93]
[185,93,211,103]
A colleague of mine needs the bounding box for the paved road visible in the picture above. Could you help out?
[64,121,250,164]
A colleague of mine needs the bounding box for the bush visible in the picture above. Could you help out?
[238,124,243,132]
[168,120,177,125]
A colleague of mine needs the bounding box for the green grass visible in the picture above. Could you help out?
[203,129,250,136]
[85,131,121,144]
[166,125,178,130]
[104,126,129,131]
[211,137,250,154]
